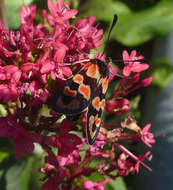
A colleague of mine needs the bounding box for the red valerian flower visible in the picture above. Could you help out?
[122,50,149,76]
[47,0,78,24]
[58,149,81,166]
[0,65,22,102]
[90,133,106,151]
[56,119,82,166]
[0,84,18,102]
[121,115,155,147]
[132,151,151,174]
[14,128,43,158]
[0,65,21,84]
[29,81,50,104]
[0,0,155,188]
[116,143,152,173]
[83,179,110,190]
[20,5,36,26]
[108,64,118,81]
[41,154,68,190]
[0,115,43,158]
[89,133,109,158]
[40,61,72,81]
[141,76,153,87]
[140,124,155,148]
[75,15,103,51]
[105,98,131,114]
[117,153,133,176]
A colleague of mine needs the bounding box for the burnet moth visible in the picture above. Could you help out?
[51,15,118,145]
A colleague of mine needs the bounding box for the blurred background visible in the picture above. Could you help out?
[0,0,173,189]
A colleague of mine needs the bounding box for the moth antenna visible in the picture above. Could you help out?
[112,58,147,64]
[104,14,118,53]
[60,59,90,66]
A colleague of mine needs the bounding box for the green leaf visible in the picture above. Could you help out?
[6,158,33,190]
[80,0,131,21]
[106,177,128,190]
[5,0,33,29]
[0,104,7,117]
[131,96,141,110]
[0,170,3,179]
[0,152,9,163]
[28,156,43,190]
[83,172,105,182]
[68,0,80,9]
[152,58,173,88]
[20,158,33,190]
[83,172,128,190]
[113,0,173,46]
[0,170,5,190]
[5,0,23,29]
[79,0,173,46]
[0,138,12,164]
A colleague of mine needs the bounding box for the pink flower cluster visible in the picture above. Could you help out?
[0,0,155,189]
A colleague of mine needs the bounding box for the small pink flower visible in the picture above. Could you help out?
[141,76,152,87]
[83,179,109,190]
[58,149,81,166]
[105,98,131,114]
[0,20,9,42]
[89,133,109,158]
[20,5,36,26]
[140,124,155,148]
[0,65,22,84]
[14,128,43,158]
[55,119,82,166]
[57,64,72,79]
[90,133,106,152]
[52,42,68,62]
[0,115,43,158]
[42,173,64,190]
[40,61,56,75]
[29,81,50,103]
[122,50,149,76]
[39,51,72,81]
[0,83,19,102]
[117,153,133,176]
[108,64,118,81]
[129,73,140,83]
[94,53,106,61]
[75,16,103,51]
[57,133,82,166]
[41,154,68,190]
[132,151,151,174]
[21,62,39,73]
[47,0,78,24]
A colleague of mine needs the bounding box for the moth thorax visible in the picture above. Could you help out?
[91,59,109,78]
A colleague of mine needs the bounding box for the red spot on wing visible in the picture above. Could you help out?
[102,78,109,94]
[79,84,91,100]
[95,116,101,127]
[92,97,100,111]
[88,115,96,139]
[73,74,83,84]
[86,64,100,79]
[83,62,92,70]
[101,99,105,110]
[64,86,77,96]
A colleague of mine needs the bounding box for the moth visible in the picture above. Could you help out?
[51,59,109,145]
[51,15,118,145]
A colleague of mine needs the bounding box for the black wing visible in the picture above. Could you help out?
[51,64,99,116]
[86,77,108,144]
